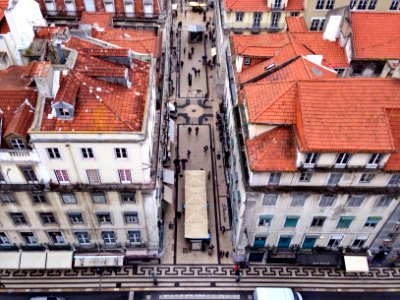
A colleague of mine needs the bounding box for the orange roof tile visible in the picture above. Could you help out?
[3,100,36,138]
[224,0,271,12]
[384,108,400,171]
[246,127,297,172]
[81,48,131,58]
[295,79,400,153]
[232,33,290,57]
[351,12,400,59]
[244,81,297,124]
[54,73,80,105]
[92,28,158,56]
[286,17,308,33]
[286,0,304,10]
[80,12,113,30]
[34,26,68,39]
[0,0,8,9]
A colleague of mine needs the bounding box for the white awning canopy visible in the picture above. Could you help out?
[344,256,369,273]
[0,252,21,269]
[163,168,175,185]
[20,252,47,269]
[74,254,124,267]
[46,251,73,269]
[163,184,174,204]
[211,47,217,57]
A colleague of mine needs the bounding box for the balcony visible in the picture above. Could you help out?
[0,149,40,163]
[41,10,161,21]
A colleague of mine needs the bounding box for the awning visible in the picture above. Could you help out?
[126,249,148,257]
[169,119,175,143]
[74,254,124,267]
[46,251,73,269]
[298,253,341,267]
[163,169,175,185]
[344,255,369,273]
[20,252,47,269]
[187,24,204,32]
[211,47,217,57]
[163,184,174,204]
[172,3,178,10]
[0,252,21,269]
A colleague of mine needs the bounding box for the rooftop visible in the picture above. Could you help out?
[224,0,271,12]
[80,12,113,30]
[351,12,400,60]
[286,0,304,10]
[286,17,308,33]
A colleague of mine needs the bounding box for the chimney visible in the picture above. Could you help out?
[323,15,342,42]
[31,61,57,98]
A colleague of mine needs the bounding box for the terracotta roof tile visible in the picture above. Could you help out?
[54,73,80,105]
[80,12,113,30]
[286,17,308,33]
[286,0,304,10]
[384,108,400,171]
[92,28,158,56]
[232,33,290,56]
[28,61,51,77]
[34,26,68,39]
[81,47,131,58]
[3,100,36,137]
[351,12,400,59]
[224,0,271,12]
[0,0,8,9]
[247,127,297,172]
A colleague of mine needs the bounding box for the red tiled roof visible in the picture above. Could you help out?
[244,81,297,124]
[224,0,271,12]
[80,12,113,30]
[34,26,68,39]
[54,73,80,105]
[4,100,36,137]
[286,17,308,33]
[286,0,304,10]
[232,33,290,56]
[28,61,51,77]
[92,28,158,56]
[0,0,8,9]
[351,12,400,59]
[81,47,131,58]
[246,127,297,172]
[384,108,400,171]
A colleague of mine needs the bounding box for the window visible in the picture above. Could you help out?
[0,193,16,204]
[352,63,364,75]
[124,212,139,223]
[96,212,112,224]
[75,231,90,244]
[115,147,128,159]
[364,216,382,228]
[359,173,374,183]
[46,147,61,159]
[310,18,320,31]
[104,0,114,12]
[299,172,313,182]
[388,174,400,186]
[102,231,116,244]
[81,148,94,158]
[385,232,398,242]
[244,57,251,65]
[268,172,281,185]
[357,0,367,9]
[121,192,136,203]
[290,194,307,207]
[54,169,70,184]
[270,12,281,28]
[253,235,267,248]
[334,68,345,75]
[337,216,354,228]
[235,12,244,22]
[30,193,47,204]
[91,192,106,203]
[327,173,342,185]
[328,234,343,247]
[10,138,26,149]
[311,217,326,227]
[20,166,38,183]
[119,169,132,183]
[349,0,357,9]
[60,193,77,204]
[58,108,70,116]
[375,196,392,207]
[0,170,6,183]
[390,0,399,10]
[326,0,335,9]
[68,212,84,224]
[367,153,384,167]
[0,232,10,245]
[86,169,101,184]
[291,11,300,16]
[258,215,272,226]
[347,195,365,207]
[48,231,65,245]
[262,193,278,206]
[284,216,299,228]
[304,153,318,166]
[124,0,134,16]
[319,19,325,31]
[128,230,141,244]
[335,153,351,167]
[9,212,27,225]
[319,194,335,207]
[368,0,377,9]
[20,232,37,245]
[352,235,368,248]
[273,0,282,8]
[39,212,57,224]
[253,12,262,28]
[316,0,325,9]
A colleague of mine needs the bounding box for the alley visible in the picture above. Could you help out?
[161,0,232,265]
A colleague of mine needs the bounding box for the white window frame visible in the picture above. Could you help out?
[304,153,318,167]
[350,0,357,9]
[326,0,335,9]
[244,56,251,65]
[128,230,141,244]
[119,169,132,184]
[390,0,399,10]
[316,0,325,9]
[310,18,320,31]
[46,147,61,159]
[124,0,135,17]
[54,169,70,184]
[268,172,281,185]
[290,194,307,207]
[0,193,16,204]
[10,212,27,225]
[115,147,128,159]
[352,235,368,248]
[319,194,336,207]
[104,0,115,13]
[124,212,139,223]
[335,153,351,167]
[120,192,136,203]
[253,12,262,28]
[375,196,392,207]
[10,138,26,149]
[328,234,343,247]
[91,192,106,204]
[96,212,112,224]
[364,217,381,228]
[81,147,94,159]
[75,231,90,244]
[60,193,77,204]
[262,193,278,206]
[359,173,374,183]
[40,212,56,224]
[20,232,37,245]
[388,174,400,186]
[48,231,66,245]
[357,0,367,9]
[102,231,116,244]
[310,216,326,227]
[31,193,47,204]
[258,215,272,227]
[347,195,365,207]
[0,232,11,245]
[273,0,282,9]
[270,12,281,28]
[367,153,383,168]
[327,173,342,185]
[235,12,244,22]
[368,0,377,9]
[68,212,84,224]
[299,172,313,183]
[86,169,101,184]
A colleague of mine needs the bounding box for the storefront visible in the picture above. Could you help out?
[46,251,73,269]
[74,253,125,267]
[0,252,21,269]
[344,255,369,273]
[298,253,342,267]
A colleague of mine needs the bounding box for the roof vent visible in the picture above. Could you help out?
[311,67,322,77]
[264,63,275,71]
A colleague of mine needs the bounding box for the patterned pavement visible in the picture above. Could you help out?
[1,265,400,291]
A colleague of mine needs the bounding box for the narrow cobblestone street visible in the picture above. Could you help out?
[161,1,232,265]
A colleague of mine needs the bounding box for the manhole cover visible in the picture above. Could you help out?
[192,109,196,112]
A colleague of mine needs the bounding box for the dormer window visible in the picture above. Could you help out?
[304,153,318,167]
[367,153,384,168]
[335,153,351,168]
[244,57,251,65]
[10,138,26,149]
[59,108,70,116]
[52,101,75,120]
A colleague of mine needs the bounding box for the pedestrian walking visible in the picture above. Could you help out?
[184,10,187,17]
[178,21,182,28]
[183,47,186,55]
[181,61,184,68]
[188,127,192,134]
[208,171,211,180]
[176,211,182,219]
[181,158,188,170]
[219,250,223,258]
[188,73,192,86]
[221,226,226,234]
[197,69,201,76]
[221,250,225,258]
[191,47,194,55]
[187,149,191,158]
[225,251,229,258]
[195,126,199,135]
[204,145,209,152]
[206,21,210,30]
